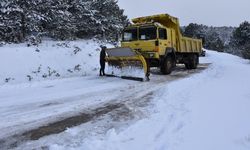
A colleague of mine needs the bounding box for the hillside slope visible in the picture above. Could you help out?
[0,40,110,85]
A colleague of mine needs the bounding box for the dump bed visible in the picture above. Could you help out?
[132,14,202,54]
[180,37,202,53]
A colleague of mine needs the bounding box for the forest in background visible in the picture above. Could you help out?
[0,0,129,43]
[182,22,250,59]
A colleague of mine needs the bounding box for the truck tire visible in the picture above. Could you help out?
[185,54,198,69]
[161,55,173,75]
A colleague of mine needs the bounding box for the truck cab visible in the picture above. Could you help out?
[121,23,176,67]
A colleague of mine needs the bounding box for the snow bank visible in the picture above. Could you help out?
[0,39,111,85]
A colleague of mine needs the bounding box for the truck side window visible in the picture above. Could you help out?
[123,28,137,41]
[159,28,167,39]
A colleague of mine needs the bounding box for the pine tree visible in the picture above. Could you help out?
[184,23,206,38]
[204,31,224,51]
[0,0,23,42]
[91,0,128,40]
[230,21,250,59]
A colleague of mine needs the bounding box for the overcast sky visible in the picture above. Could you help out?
[117,0,250,27]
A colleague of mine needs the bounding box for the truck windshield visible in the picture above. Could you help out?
[139,26,157,40]
[123,28,137,41]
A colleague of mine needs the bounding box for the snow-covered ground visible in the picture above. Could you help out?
[0,42,250,150]
[0,39,111,85]
[74,51,250,150]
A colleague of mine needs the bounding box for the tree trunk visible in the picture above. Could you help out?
[20,13,26,41]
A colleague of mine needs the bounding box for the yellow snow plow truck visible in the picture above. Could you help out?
[105,14,202,81]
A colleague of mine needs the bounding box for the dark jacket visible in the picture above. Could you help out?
[100,49,106,63]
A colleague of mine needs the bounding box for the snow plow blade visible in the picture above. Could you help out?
[121,76,144,82]
[105,47,149,81]
[105,74,144,82]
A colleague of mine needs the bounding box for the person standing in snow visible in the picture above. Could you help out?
[99,45,107,76]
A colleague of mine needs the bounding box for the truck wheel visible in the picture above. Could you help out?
[185,54,198,69]
[190,54,198,69]
[185,63,191,69]
[161,56,173,75]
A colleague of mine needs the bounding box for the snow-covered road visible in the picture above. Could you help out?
[72,51,250,150]
[1,50,250,150]
[0,61,208,149]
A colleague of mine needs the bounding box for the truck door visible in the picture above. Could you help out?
[158,28,168,55]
